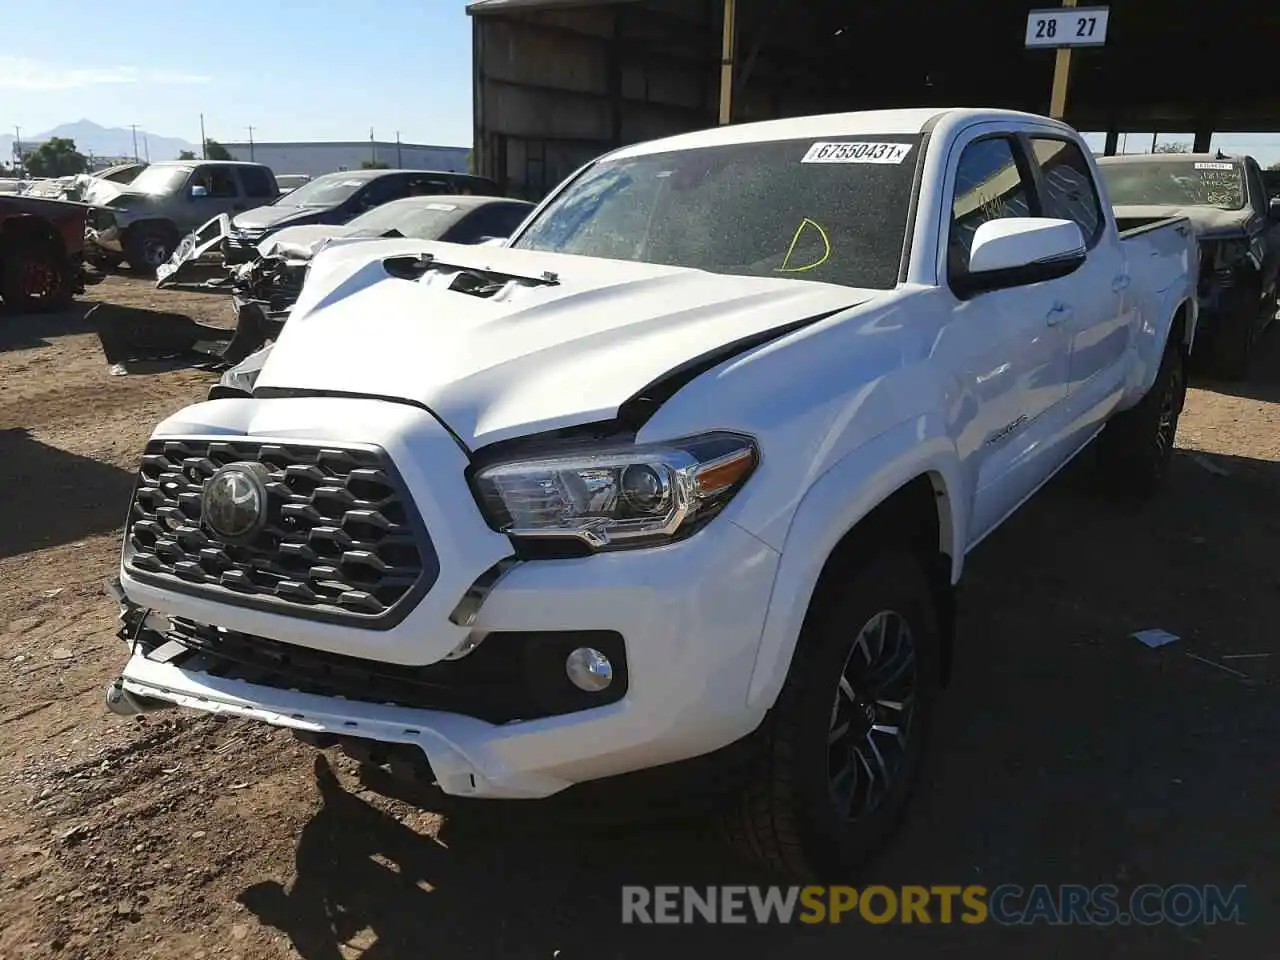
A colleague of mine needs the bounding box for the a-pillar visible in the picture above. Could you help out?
[1104,128,1119,156]
[1193,126,1213,153]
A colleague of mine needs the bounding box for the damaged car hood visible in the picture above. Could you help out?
[251,242,875,448]
[233,203,331,231]
[256,223,380,259]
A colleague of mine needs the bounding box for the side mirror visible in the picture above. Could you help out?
[954,217,1086,297]
[190,184,208,199]
[1268,197,1280,222]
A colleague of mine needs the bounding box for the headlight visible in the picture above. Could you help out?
[473,432,758,550]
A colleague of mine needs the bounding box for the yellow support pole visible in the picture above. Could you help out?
[1048,0,1077,119]
[719,0,737,125]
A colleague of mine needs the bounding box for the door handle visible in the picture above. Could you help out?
[1046,303,1073,327]
[1112,274,1131,293]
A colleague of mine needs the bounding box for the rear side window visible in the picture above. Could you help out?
[449,204,530,242]
[239,166,277,199]
[1028,138,1104,247]
[407,175,451,196]
[358,175,408,209]
[948,136,1035,280]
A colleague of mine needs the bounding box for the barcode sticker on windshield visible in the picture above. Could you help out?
[802,142,913,164]
[1194,162,1234,171]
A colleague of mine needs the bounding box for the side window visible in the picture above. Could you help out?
[948,137,1034,280]
[357,176,406,210]
[1243,158,1266,214]
[451,205,527,242]
[206,166,238,198]
[239,166,276,199]
[1028,137,1104,247]
[407,175,451,196]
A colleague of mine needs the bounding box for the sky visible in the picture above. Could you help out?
[0,0,475,148]
[3,1,1280,165]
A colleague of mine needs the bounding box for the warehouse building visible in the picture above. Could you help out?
[219,140,471,179]
[468,0,1280,199]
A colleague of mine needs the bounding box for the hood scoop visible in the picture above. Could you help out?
[382,251,563,300]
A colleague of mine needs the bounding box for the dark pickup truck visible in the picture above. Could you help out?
[0,194,94,313]
[1098,152,1280,378]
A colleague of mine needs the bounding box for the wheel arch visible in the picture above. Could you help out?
[746,428,964,714]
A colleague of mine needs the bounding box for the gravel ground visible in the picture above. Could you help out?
[0,276,1276,960]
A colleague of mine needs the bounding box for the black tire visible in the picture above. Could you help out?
[89,252,123,272]
[124,224,178,276]
[723,549,942,881]
[0,237,74,313]
[1096,334,1186,498]
[1209,284,1260,381]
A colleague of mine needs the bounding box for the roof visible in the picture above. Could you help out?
[148,159,271,168]
[1095,152,1242,165]
[306,168,492,182]
[220,141,467,151]
[604,107,1055,160]
[383,194,534,211]
[467,0,635,13]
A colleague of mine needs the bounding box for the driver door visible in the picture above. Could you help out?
[187,165,245,232]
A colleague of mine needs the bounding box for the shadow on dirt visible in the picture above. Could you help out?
[0,300,100,352]
[241,444,1277,959]
[0,426,136,558]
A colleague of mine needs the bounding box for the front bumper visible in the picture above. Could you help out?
[85,225,124,256]
[112,398,781,798]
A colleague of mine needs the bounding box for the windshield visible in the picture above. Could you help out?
[345,198,462,238]
[1099,159,1245,209]
[277,173,372,208]
[512,135,922,289]
[127,165,192,195]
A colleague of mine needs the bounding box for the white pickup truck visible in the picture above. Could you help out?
[105,108,1197,880]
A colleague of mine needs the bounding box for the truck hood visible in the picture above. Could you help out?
[252,242,875,448]
[1112,203,1255,235]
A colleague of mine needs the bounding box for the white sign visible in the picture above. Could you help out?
[1024,6,1109,48]
[801,142,913,164]
[1194,162,1234,171]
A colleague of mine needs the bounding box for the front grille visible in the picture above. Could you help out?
[125,439,438,628]
[136,620,628,725]
[228,229,268,248]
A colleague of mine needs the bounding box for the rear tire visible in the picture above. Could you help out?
[723,549,942,881]
[1210,284,1260,381]
[1096,334,1186,498]
[0,237,74,313]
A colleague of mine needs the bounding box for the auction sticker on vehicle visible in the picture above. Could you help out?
[1194,162,1234,171]
[802,142,913,164]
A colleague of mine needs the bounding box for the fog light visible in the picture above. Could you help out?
[565,647,613,692]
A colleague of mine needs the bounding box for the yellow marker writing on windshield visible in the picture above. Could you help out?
[777,218,831,273]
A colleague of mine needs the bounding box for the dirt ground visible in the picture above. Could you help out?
[0,276,1276,960]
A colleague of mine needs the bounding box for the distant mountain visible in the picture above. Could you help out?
[0,120,199,165]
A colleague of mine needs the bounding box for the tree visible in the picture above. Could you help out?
[361,159,389,170]
[465,150,475,175]
[25,137,88,177]
[1269,160,1280,171]
[204,139,232,161]
[177,150,197,160]
[1153,142,1191,154]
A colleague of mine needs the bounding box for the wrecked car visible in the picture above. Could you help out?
[84,160,279,274]
[1098,151,1280,378]
[0,193,98,312]
[222,169,502,265]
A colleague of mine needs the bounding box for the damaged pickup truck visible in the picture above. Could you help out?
[1097,151,1280,378]
[0,193,97,312]
[105,108,1196,880]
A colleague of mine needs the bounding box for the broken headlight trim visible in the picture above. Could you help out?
[473,432,758,550]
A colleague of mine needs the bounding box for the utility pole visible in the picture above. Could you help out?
[12,126,20,175]
[396,130,402,168]
[247,125,255,161]
[370,127,376,165]
[130,124,139,161]
[143,135,150,162]
[1150,131,1158,153]
[200,113,207,159]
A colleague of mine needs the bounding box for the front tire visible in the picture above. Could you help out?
[124,225,178,276]
[724,549,941,881]
[1096,334,1186,498]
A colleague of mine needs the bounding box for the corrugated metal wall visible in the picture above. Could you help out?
[471,0,719,200]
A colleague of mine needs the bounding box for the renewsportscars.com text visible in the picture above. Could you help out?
[621,884,1247,926]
